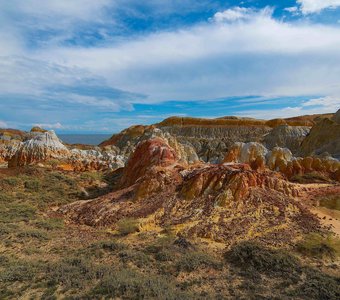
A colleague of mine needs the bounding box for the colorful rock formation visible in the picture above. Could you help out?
[120,138,179,188]
[60,141,320,246]
[7,130,125,171]
[224,142,340,181]
[8,131,70,167]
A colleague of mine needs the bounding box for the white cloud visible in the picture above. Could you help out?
[284,7,299,13]
[0,121,8,128]
[33,7,340,101]
[302,96,340,110]
[213,7,254,22]
[34,122,63,129]
[213,6,273,23]
[297,0,340,14]
[0,0,113,27]
[1,4,340,130]
[236,96,340,119]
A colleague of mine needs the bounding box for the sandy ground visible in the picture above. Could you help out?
[298,183,340,236]
[311,207,340,236]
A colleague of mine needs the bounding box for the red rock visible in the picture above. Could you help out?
[120,138,179,188]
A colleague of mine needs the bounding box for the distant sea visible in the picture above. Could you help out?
[59,134,112,146]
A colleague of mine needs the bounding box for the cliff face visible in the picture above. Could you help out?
[100,121,272,164]
[159,125,270,163]
[263,125,310,155]
[299,110,340,159]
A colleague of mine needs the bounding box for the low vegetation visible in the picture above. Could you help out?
[116,217,140,235]
[0,166,339,299]
[296,233,340,259]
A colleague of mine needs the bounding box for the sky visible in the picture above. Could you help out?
[0,0,340,133]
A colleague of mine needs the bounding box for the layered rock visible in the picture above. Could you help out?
[100,126,199,164]
[120,137,179,188]
[101,121,271,164]
[68,149,125,172]
[224,142,267,170]
[9,131,70,167]
[263,125,310,155]
[100,113,333,164]
[224,142,340,181]
[299,109,340,159]
[7,130,125,171]
[60,141,320,246]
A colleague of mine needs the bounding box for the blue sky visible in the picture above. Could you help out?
[0,0,340,133]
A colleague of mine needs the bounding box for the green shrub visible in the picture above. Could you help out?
[81,240,126,258]
[0,224,10,237]
[34,218,64,231]
[118,250,152,268]
[0,203,36,223]
[96,240,125,252]
[296,233,340,259]
[225,241,300,278]
[3,177,20,186]
[90,269,192,300]
[24,179,40,191]
[318,194,340,210]
[290,268,340,299]
[176,251,222,273]
[17,229,49,241]
[116,218,140,235]
[0,261,39,282]
[45,257,99,289]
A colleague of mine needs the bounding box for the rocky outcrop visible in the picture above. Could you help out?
[68,149,125,172]
[224,142,267,170]
[8,131,70,167]
[224,142,340,181]
[120,138,179,188]
[60,142,320,245]
[299,109,340,159]
[100,126,199,164]
[7,130,125,171]
[0,140,22,163]
[263,125,310,154]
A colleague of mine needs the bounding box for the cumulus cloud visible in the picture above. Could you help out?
[297,0,340,14]
[213,6,272,22]
[213,7,254,22]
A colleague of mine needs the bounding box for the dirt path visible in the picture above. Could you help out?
[297,183,340,236]
[311,207,340,236]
